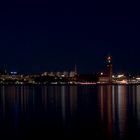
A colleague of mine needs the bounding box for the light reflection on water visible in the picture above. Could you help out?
[98,85,127,140]
[0,85,140,139]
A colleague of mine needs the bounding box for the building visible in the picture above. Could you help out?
[107,56,113,83]
[98,56,113,84]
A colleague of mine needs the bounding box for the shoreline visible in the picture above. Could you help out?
[0,82,139,86]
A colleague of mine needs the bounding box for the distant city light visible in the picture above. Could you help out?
[136,77,140,80]
[11,72,17,75]
[117,74,124,78]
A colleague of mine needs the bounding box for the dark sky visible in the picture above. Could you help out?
[0,1,139,74]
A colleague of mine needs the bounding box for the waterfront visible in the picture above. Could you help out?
[0,85,140,139]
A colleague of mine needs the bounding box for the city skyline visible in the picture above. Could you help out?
[0,55,138,75]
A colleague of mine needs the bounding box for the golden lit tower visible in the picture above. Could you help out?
[106,56,113,83]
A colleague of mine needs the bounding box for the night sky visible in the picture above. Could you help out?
[0,2,139,74]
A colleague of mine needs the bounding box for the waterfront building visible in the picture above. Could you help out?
[98,56,113,84]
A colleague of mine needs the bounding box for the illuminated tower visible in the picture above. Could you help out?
[106,56,113,83]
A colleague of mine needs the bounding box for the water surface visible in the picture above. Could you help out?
[0,85,140,139]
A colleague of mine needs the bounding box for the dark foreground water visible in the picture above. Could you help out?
[0,85,140,139]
